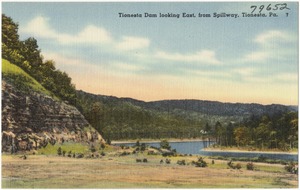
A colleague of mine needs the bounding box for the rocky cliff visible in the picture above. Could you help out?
[2,80,104,153]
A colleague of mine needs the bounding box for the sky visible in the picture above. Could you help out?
[2,2,299,105]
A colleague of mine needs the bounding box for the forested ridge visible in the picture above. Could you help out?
[2,14,77,105]
[2,14,298,151]
[77,91,298,151]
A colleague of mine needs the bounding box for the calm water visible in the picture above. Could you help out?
[113,141,298,161]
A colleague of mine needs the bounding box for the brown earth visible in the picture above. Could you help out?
[2,154,298,188]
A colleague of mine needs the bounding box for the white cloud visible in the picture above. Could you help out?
[155,50,221,65]
[276,73,298,82]
[241,30,297,63]
[233,67,256,77]
[254,30,293,45]
[21,16,57,38]
[243,51,269,62]
[116,36,150,51]
[22,16,112,45]
[58,25,112,45]
[42,52,84,66]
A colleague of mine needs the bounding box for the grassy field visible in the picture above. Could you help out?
[2,59,56,98]
[2,153,298,188]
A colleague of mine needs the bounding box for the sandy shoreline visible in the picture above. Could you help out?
[202,148,298,155]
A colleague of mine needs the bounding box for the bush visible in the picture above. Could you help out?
[285,162,298,174]
[258,155,267,162]
[246,162,255,170]
[67,151,72,157]
[228,160,242,169]
[140,143,146,151]
[165,158,171,164]
[194,157,207,167]
[90,144,96,152]
[235,163,242,170]
[177,160,186,165]
[160,140,171,150]
[57,147,62,156]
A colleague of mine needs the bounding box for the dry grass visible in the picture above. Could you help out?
[2,154,298,188]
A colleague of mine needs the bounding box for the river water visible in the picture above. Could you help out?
[113,141,298,161]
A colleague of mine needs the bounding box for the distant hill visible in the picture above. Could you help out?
[77,90,296,117]
[76,90,297,140]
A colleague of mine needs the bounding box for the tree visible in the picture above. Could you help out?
[160,139,171,150]
[21,37,43,71]
[204,123,211,134]
[90,144,96,153]
[57,147,62,156]
[214,121,223,145]
[234,126,251,147]
[2,14,23,65]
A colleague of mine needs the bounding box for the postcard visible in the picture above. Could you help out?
[1,1,298,188]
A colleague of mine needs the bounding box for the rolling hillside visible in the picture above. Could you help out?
[76,90,297,140]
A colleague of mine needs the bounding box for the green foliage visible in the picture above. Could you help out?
[77,91,205,140]
[227,160,241,169]
[39,142,89,155]
[2,14,23,65]
[57,147,62,156]
[90,144,96,153]
[160,140,171,150]
[135,140,140,147]
[284,162,298,174]
[140,143,146,151]
[2,14,77,105]
[193,157,207,167]
[2,59,54,97]
[234,126,251,146]
[246,162,255,170]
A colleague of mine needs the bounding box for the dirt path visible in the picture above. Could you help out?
[2,155,298,188]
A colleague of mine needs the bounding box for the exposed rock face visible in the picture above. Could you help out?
[2,80,104,153]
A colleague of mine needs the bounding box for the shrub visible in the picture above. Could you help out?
[177,160,186,165]
[140,143,146,151]
[57,147,62,156]
[194,157,207,167]
[227,160,233,167]
[135,140,140,147]
[67,151,72,157]
[227,160,242,169]
[90,144,96,152]
[258,155,267,162]
[246,162,255,170]
[284,162,298,174]
[165,158,171,164]
[160,140,171,150]
[136,159,142,163]
[235,163,242,169]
